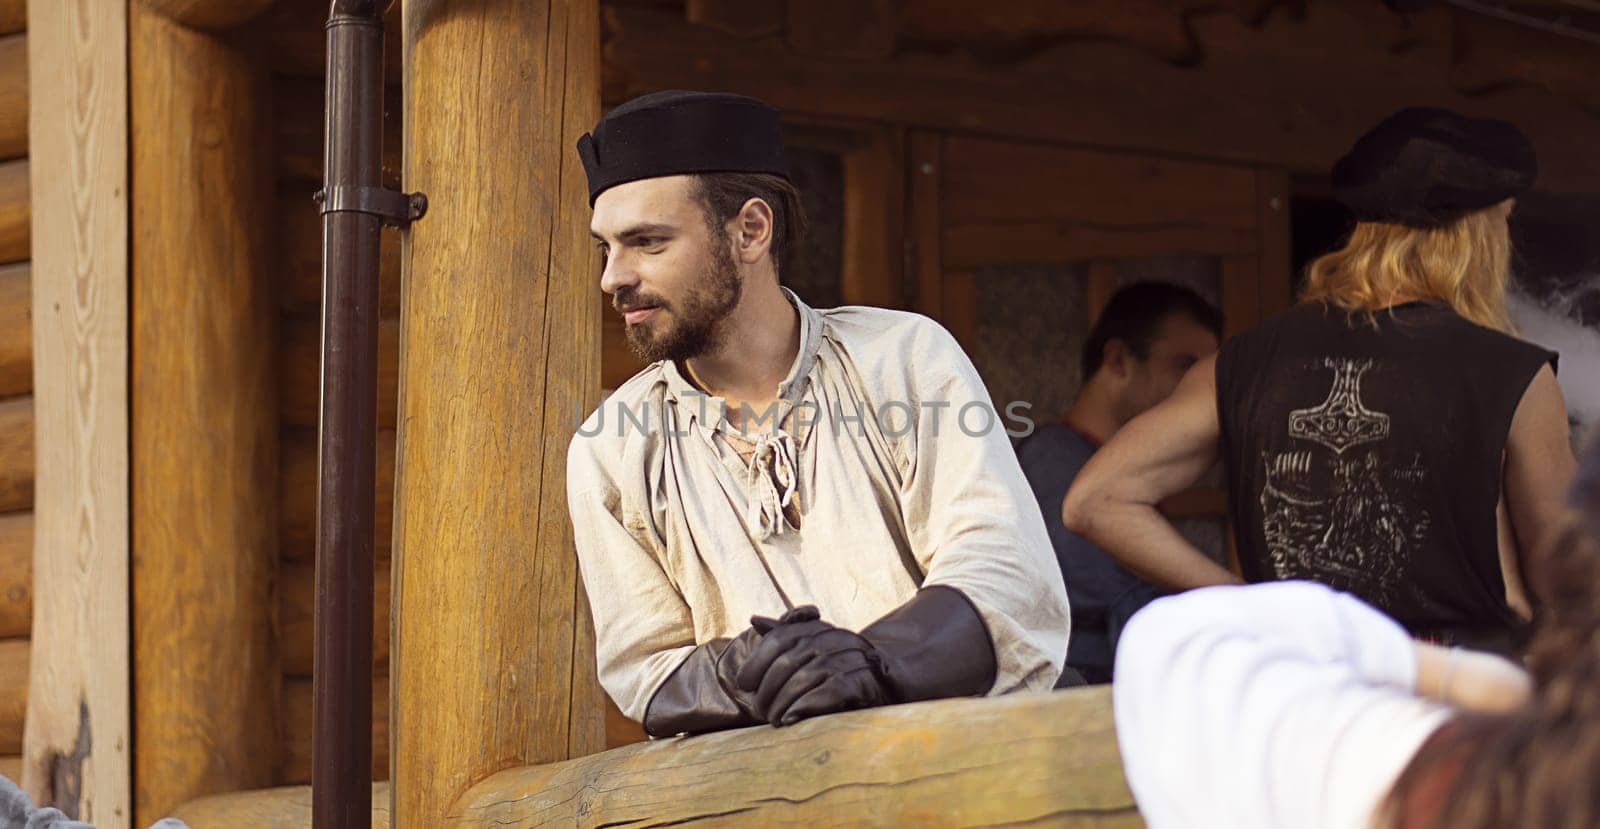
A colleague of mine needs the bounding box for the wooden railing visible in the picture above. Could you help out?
[171,686,1141,828]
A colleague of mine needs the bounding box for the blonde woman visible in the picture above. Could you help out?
[1064,108,1575,653]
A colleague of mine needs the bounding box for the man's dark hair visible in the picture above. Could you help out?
[691,173,808,273]
[1080,281,1223,380]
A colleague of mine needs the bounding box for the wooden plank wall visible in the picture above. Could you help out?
[0,0,29,783]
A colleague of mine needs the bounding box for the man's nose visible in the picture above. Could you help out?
[599,252,637,296]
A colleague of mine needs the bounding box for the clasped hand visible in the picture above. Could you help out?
[731,605,894,727]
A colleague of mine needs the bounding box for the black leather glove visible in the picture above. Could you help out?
[641,625,768,737]
[859,585,997,702]
[735,606,893,727]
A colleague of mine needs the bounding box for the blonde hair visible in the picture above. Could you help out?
[1300,206,1514,332]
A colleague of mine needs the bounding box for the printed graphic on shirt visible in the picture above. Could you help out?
[1259,358,1431,608]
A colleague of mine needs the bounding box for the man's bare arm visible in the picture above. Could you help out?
[1502,364,1576,603]
[1062,355,1242,590]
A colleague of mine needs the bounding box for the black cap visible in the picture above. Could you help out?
[577,90,790,205]
[1331,107,1536,228]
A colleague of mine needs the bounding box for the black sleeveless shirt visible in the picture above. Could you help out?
[1216,301,1556,643]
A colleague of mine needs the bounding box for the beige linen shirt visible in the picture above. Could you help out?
[566,291,1070,722]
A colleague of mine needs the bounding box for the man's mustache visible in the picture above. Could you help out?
[613,288,670,314]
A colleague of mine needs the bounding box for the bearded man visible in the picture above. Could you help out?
[566,90,1069,737]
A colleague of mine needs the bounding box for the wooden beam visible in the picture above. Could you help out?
[685,0,783,38]
[0,396,33,513]
[942,269,978,353]
[602,3,1600,192]
[839,124,906,308]
[280,427,395,563]
[940,136,1258,270]
[280,558,390,677]
[0,638,25,755]
[171,783,392,829]
[280,314,399,429]
[0,263,29,396]
[164,689,1133,828]
[261,0,402,84]
[140,0,276,30]
[0,34,26,161]
[275,75,402,190]
[1220,255,1260,339]
[0,159,28,264]
[604,698,645,749]
[785,0,896,60]
[908,131,942,318]
[0,1,18,37]
[0,754,18,783]
[0,512,30,639]
[1255,166,1294,317]
[282,676,390,784]
[452,687,1138,828]
[129,4,277,821]
[394,0,606,824]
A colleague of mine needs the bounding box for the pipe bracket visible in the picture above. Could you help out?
[315,186,428,227]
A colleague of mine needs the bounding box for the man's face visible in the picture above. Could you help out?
[590,175,741,363]
[1120,313,1220,420]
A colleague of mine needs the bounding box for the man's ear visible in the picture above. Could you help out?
[733,197,774,265]
[1102,339,1131,380]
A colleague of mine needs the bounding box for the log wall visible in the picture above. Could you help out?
[0,0,26,783]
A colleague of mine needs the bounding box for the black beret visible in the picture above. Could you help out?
[1331,107,1536,228]
[577,90,790,205]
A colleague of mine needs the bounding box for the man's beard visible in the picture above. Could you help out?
[617,240,742,364]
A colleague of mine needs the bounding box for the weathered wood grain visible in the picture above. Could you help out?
[0,638,25,754]
[1255,167,1294,316]
[129,5,277,822]
[0,159,28,264]
[603,2,1600,192]
[281,676,389,784]
[279,558,390,677]
[140,0,276,30]
[0,264,30,396]
[167,690,1139,828]
[0,397,32,513]
[279,426,395,562]
[171,782,392,829]
[274,75,401,189]
[393,0,605,823]
[940,136,1259,269]
[0,512,30,640]
[279,314,399,429]
[451,688,1142,828]
[908,131,942,318]
[838,123,906,309]
[0,34,27,161]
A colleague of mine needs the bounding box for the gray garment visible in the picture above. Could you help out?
[1015,423,1166,682]
[0,774,188,829]
[567,291,1071,721]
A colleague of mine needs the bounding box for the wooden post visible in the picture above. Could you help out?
[394,0,604,824]
[129,2,278,823]
[22,0,130,821]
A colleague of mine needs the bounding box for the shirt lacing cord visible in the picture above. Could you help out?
[745,430,798,539]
